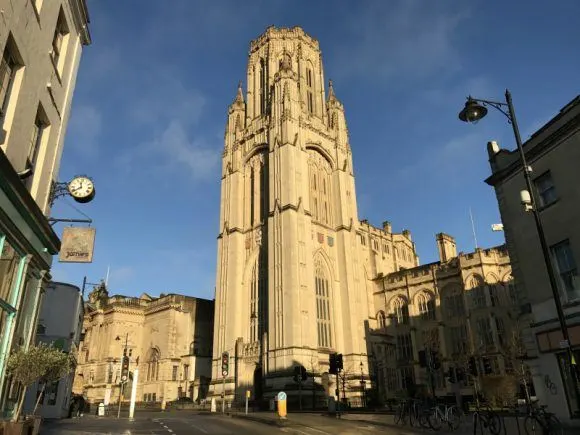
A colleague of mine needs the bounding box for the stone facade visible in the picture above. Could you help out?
[370,234,517,402]
[73,285,214,406]
[0,0,90,418]
[485,95,580,421]
[212,26,419,407]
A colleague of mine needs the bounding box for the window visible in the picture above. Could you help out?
[551,239,579,300]
[249,256,267,343]
[495,317,506,347]
[396,334,413,360]
[386,368,397,391]
[51,9,69,74]
[444,293,465,318]
[449,324,468,355]
[258,58,267,115]
[476,317,494,348]
[306,67,314,114]
[472,287,486,309]
[183,364,189,380]
[534,171,557,208]
[507,281,518,305]
[392,298,409,325]
[377,311,387,329]
[360,235,366,246]
[0,37,21,124]
[417,293,436,321]
[315,261,332,348]
[146,348,160,381]
[488,285,499,307]
[172,366,178,381]
[107,365,113,384]
[399,366,415,389]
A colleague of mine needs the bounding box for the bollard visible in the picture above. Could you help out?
[277,391,287,420]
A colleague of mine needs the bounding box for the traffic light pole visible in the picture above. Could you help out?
[222,375,226,414]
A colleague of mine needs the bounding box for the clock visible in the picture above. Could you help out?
[67,176,96,203]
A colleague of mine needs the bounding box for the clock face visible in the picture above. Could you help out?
[67,176,95,203]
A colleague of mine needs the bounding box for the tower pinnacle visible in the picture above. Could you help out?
[327,79,336,102]
[234,81,244,105]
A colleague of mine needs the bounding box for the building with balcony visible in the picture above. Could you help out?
[22,281,84,418]
[369,234,517,403]
[73,284,214,407]
[485,95,580,421]
[0,0,91,419]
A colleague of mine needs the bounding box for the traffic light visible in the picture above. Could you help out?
[221,352,229,377]
[431,351,441,370]
[468,356,478,376]
[483,357,493,375]
[336,353,343,371]
[418,350,427,368]
[329,353,338,374]
[121,356,130,383]
[300,365,307,381]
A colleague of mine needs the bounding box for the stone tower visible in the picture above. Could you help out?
[212,26,418,406]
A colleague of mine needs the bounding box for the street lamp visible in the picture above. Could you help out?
[359,361,366,408]
[458,89,579,409]
[115,334,129,418]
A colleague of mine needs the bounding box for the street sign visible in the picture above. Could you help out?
[222,369,228,377]
[277,391,287,401]
[560,340,570,349]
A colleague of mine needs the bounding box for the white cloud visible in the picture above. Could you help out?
[66,105,102,157]
[332,1,470,83]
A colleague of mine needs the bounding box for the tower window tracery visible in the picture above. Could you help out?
[306,66,314,114]
[308,150,332,226]
[246,152,269,227]
[315,258,333,348]
[259,58,267,115]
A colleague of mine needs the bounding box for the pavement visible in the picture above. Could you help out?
[39,409,580,434]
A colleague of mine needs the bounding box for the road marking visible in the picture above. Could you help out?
[189,422,209,434]
[303,427,330,434]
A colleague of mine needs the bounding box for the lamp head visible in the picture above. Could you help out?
[459,98,488,123]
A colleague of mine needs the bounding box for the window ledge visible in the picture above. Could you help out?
[538,198,559,212]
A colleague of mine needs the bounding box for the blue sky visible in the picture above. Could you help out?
[50,0,580,301]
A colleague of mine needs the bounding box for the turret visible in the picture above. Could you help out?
[326,80,349,148]
[225,81,246,151]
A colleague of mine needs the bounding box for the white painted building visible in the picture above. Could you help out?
[23,281,84,418]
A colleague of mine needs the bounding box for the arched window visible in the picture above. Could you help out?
[259,58,267,115]
[417,293,436,320]
[146,348,160,382]
[306,66,314,114]
[377,311,387,329]
[249,257,267,343]
[392,298,409,325]
[308,150,332,226]
[442,285,465,318]
[246,152,268,227]
[315,259,332,348]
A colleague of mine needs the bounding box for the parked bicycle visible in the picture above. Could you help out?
[472,400,502,434]
[427,402,463,431]
[524,404,563,435]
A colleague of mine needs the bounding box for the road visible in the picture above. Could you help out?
[39,409,580,434]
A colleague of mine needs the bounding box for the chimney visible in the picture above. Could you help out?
[436,233,457,262]
[382,221,392,233]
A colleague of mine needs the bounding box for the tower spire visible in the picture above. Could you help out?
[327,79,337,102]
[234,81,244,104]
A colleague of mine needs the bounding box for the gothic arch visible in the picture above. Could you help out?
[244,144,269,165]
[485,273,500,284]
[312,248,337,282]
[305,144,334,170]
[501,272,513,283]
[242,246,262,287]
[465,273,484,289]
[412,289,436,305]
[387,294,409,309]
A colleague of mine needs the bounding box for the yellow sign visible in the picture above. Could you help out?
[59,227,96,263]
[277,391,287,419]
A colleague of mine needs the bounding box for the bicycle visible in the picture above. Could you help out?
[428,402,463,431]
[472,401,502,435]
[524,404,563,435]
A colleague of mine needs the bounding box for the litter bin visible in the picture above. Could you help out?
[98,403,105,417]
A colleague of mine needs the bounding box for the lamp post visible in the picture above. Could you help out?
[458,89,579,410]
[115,333,129,418]
[359,361,366,408]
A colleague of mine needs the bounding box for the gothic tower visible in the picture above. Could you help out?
[212,26,417,406]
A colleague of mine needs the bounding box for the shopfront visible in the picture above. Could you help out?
[0,151,60,419]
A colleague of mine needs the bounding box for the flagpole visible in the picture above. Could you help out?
[469,208,478,250]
